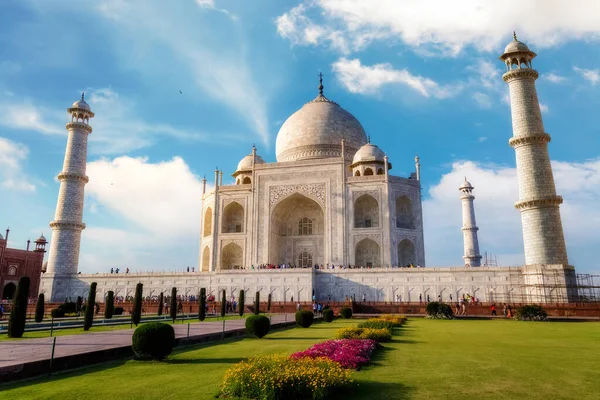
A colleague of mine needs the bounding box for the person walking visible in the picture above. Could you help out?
[503,303,508,317]
[491,303,497,316]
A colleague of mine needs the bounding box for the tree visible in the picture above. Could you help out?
[105,291,115,319]
[254,291,260,315]
[220,289,226,318]
[199,288,206,321]
[83,282,97,331]
[267,293,272,313]
[132,283,143,326]
[170,287,177,323]
[35,293,45,323]
[238,290,245,317]
[157,292,164,316]
[8,277,30,338]
[76,296,83,313]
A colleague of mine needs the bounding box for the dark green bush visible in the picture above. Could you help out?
[516,305,548,321]
[425,302,453,319]
[76,296,83,313]
[267,293,272,313]
[340,307,353,319]
[157,292,164,316]
[254,291,260,315]
[238,290,245,317]
[323,308,334,322]
[199,288,206,321]
[245,315,271,338]
[132,283,143,325]
[131,322,175,360]
[105,291,115,319]
[170,287,177,322]
[51,308,65,318]
[35,293,45,323]
[58,301,77,314]
[357,319,394,330]
[83,282,97,331]
[221,289,226,317]
[8,277,30,338]
[114,307,124,315]
[295,310,314,328]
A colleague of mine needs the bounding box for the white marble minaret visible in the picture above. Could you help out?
[499,34,568,266]
[459,178,482,267]
[44,94,94,301]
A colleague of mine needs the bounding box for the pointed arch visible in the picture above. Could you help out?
[222,202,244,233]
[354,194,379,228]
[355,238,381,268]
[2,283,16,300]
[221,242,243,270]
[364,168,373,176]
[398,239,416,266]
[203,207,213,237]
[377,168,384,175]
[354,170,361,177]
[396,196,414,229]
[242,177,251,184]
[201,246,210,272]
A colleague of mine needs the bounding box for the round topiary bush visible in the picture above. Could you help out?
[245,315,271,338]
[114,307,124,315]
[132,322,175,360]
[516,305,548,321]
[295,310,314,328]
[340,307,353,319]
[51,308,65,318]
[322,309,334,322]
[425,302,453,319]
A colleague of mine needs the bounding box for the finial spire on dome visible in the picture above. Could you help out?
[81,92,85,101]
[367,135,371,144]
[513,31,517,41]
[318,72,324,95]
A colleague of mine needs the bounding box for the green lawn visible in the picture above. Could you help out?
[1,319,598,400]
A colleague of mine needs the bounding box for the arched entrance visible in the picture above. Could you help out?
[354,194,379,228]
[2,282,16,300]
[270,193,324,266]
[396,196,414,229]
[221,243,243,270]
[201,246,210,271]
[355,238,381,267]
[398,239,416,266]
[203,208,212,237]
[222,202,244,233]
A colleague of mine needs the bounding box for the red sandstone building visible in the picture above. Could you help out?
[0,228,47,300]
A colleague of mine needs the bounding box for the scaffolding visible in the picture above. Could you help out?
[482,252,498,267]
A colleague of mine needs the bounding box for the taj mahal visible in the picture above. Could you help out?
[39,35,577,304]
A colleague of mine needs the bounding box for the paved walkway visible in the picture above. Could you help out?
[0,314,293,369]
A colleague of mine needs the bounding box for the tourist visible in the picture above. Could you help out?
[187,266,190,272]
[362,293,366,303]
[291,295,294,302]
[507,305,513,318]
[312,302,317,315]
[491,303,497,316]
[419,294,422,304]
[110,267,114,274]
[115,268,119,274]
[455,302,460,315]
[427,294,430,303]
[449,294,453,302]
[125,267,129,274]
[438,294,442,302]
[461,302,466,315]
[503,303,508,317]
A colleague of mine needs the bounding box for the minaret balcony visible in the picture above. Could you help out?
[65,121,93,133]
[514,196,563,210]
[50,220,86,230]
[502,69,539,82]
[508,133,551,148]
[57,172,89,183]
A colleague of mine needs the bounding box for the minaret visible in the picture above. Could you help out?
[44,94,94,301]
[499,33,568,266]
[459,178,482,267]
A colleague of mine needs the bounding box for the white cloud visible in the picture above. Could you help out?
[539,103,549,114]
[195,0,237,20]
[0,100,63,135]
[472,92,492,109]
[278,1,600,57]
[331,58,460,98]
[477,136,487,142]
[0,137,35,191]
[424,159,600,273]
[544,73,567,83]
[573,66,600,85]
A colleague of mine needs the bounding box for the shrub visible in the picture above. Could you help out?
[35,293,45,323]
[425,302,454,319]
[157,292,164,316]
[254,291,260,315]
[357,318,395,331]
[378,315,406,326]
[51,308,65,318]
[114,307,124,316]
[296,310,314,328]
[516,305,548,321]
[8,277,30,338]
[340,307,353,319]
[76,296,83,313]
[58,301,77,314]
[199,288,206,321]
[221,289,226,317]
[323,309,334,322]
[267,293,272,313]
[220,354,351,400]
[105,291,115,319]
[245,315,270,338]
[132,283,143,326]
[335,327,392,342]
[291,339,378,369]
[83,282,97,331]
[238,289,245,317]
[170,287,177,322]
[131,322,175,360]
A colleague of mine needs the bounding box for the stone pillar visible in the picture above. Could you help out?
[459,178,482,267]
[499,34,568,266]
[44,94,94,301]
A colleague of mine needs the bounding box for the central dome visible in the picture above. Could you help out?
[276,93,368,162]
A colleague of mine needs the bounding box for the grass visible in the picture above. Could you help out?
[1,318,599,399]
[0,314,255,341]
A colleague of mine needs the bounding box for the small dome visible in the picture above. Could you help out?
[352,143,385,164]
[72,99,90,111]
[237,154,265,171]
[503,33,531,54]
[36,234,47,242]
[460,178,473,189]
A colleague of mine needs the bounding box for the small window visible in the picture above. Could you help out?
[298,218,313,235]
[7,266,17,276]
[366,262,373,268]
[354,170,361,177]
[298,251,313,267]
[377,168,384,175]
[365,219,372,228]
[364,168,373,176]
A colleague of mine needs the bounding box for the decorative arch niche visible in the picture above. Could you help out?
[398,239,416,266]
[221,242,243,270]
[354,194,379,228]
[222,202,244,233]
[355,238,381,268]
[201,246,210,271]
[395,196,414,229]
[203,208,213,237]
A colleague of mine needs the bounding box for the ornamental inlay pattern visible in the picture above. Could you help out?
[353,234,381,246]
[269,183,326,208]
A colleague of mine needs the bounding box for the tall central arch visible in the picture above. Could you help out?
[270,193,324,266]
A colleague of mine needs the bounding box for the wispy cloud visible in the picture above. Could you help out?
[0,99,63,135]
[195,0,237,20]
[544,73,567,83]
[573,66,600,85]
[472,92,492,109]
[0,137,35,191]
[539,102,549,114]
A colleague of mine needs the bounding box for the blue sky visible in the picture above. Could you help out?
[1,0,599,274]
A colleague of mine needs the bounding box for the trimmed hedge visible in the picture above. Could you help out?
[245,315,271,338]
[323,308,334,322]
[238,290,245,317]
[131,322,175,360]
[516,305,548,321]
[295,310,314,328]
[335,327,392,342]
[83,282,97,331]
[340,307,353,319]
[35,293,45,323]
[51,308,65,318]
[199,288,206,321]
[221,289,227,318]
[58,301,77,314]
[114,307,124,316]
[254,291,260,315]
[425,302,453,319]
[8,277,30,338]
[267,293,272,313]
[357,319,395,331]
[105,291,115,319]
[157,292,164,316]
[170,287,177,322]
[132,283,143,326]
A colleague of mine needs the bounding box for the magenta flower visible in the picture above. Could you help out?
[290,339,378,369]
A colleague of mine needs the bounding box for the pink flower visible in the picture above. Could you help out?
[291,339,378,369]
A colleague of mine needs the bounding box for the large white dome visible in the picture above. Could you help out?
[275,93,368,162]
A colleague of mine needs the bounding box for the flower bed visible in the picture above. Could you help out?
[291,339,378,369]
[220,354,351,400]
[357,319,395,331]
[335,327,392,342]
[378,315,406,326]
